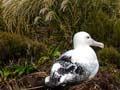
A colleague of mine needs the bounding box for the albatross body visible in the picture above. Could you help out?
[45,31,104,87]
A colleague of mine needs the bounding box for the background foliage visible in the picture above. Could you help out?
[0,0,120,89]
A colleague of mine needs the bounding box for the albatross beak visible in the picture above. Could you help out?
[91,39,104,48]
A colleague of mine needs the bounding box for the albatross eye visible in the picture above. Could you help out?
[86,36,90,39]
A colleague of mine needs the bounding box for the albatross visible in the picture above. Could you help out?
[45,31,104,87]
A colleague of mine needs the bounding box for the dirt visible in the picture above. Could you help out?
[0,70,120,90]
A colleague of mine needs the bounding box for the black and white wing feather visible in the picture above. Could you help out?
[45,56,90,87]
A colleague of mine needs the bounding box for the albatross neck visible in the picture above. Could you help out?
[73,44,90,49]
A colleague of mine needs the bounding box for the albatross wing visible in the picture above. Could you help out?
[45,55,90,87]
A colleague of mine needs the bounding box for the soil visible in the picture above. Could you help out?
[1,71,120,90]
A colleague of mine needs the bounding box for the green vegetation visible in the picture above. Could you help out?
[0,32,47,66]
[0,0,120,89]
[0,64,36,81]
[98,47,120,67]
[2,0,120,49]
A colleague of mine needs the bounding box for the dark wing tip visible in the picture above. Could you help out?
[59,55,72,62]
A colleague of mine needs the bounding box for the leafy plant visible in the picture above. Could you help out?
[13,65,37,76]
[0,64,37,82]
[0,67,11,81]
[38,45,61,66]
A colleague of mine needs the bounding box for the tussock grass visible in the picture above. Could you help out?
[0,32,47,66]
[0,0,6,31]
[98,47,120,68]
[2,0,120,49]
[39,0,120,49]
[2,0,42,34]
[2,0,120,63]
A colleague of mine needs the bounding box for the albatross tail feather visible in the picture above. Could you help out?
[45,76,50,84]
[45,73,61,87]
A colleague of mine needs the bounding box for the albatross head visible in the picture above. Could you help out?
[73,31,104,49]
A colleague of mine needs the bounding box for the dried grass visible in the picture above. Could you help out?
[2,0,42,34]
[2,0,120,44]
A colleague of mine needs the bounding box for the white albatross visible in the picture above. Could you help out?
[45,31,104,87]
